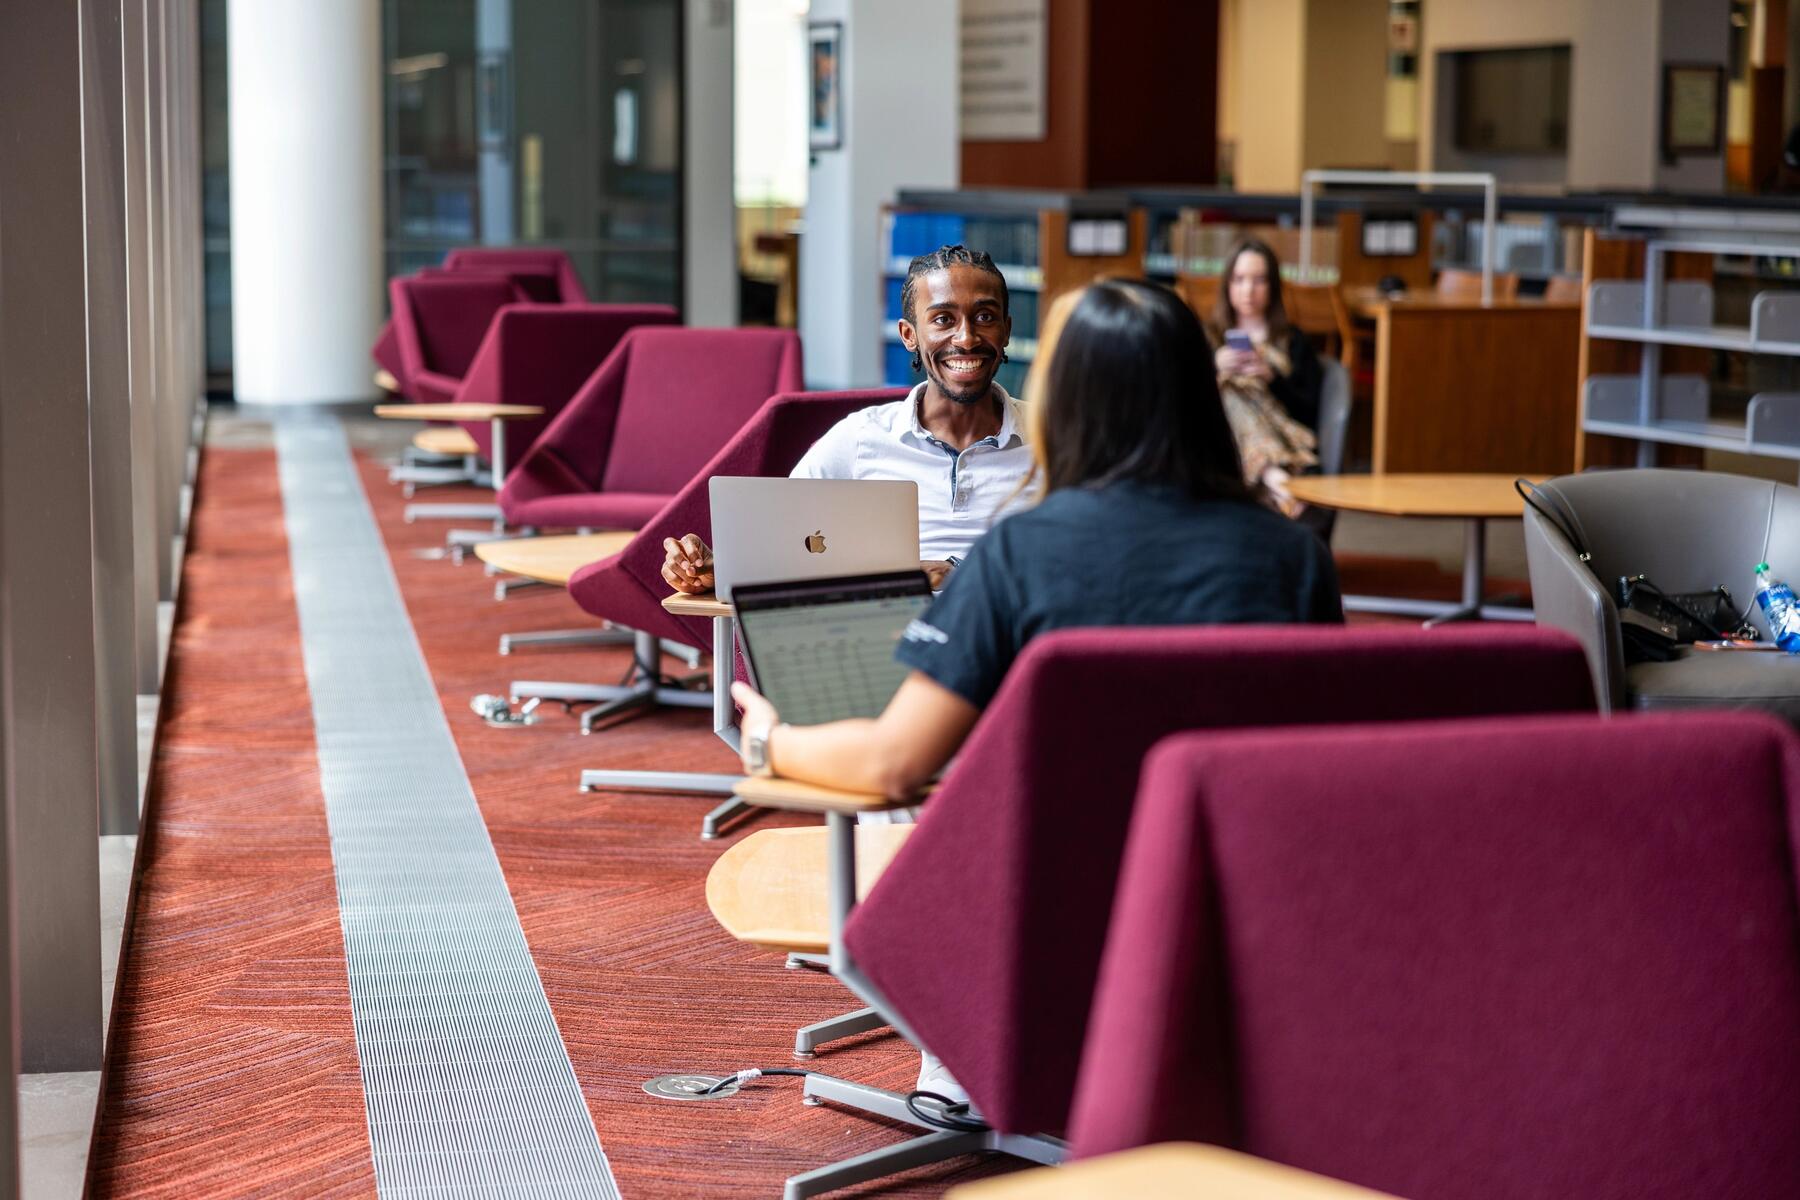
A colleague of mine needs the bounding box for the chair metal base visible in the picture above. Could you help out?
[783,1074,1065,1200]
[501,627,637,656]
[1341,595,1535,623]
[793,1006,885,1058]
[391,463,476,486]
[404,501,502,524]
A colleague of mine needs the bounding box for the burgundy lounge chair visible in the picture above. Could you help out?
[520,389,903,838]
[713,625,1596,1196]
[450,303,679,467]
[443,246,588,304]
[498,326,803,532]
[839,625,1598,1138]
[1070,712,1800,1200]
[388,274,525,407]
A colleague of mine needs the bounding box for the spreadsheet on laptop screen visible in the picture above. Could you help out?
[744,593,931,726]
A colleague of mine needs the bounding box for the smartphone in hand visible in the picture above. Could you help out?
[1224,329,1254,352]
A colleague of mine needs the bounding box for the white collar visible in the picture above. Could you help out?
[905,382,1023,449]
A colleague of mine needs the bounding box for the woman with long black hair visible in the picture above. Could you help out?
[730,277,1341,801]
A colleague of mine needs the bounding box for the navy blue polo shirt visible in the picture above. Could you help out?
[895,480,1343,707]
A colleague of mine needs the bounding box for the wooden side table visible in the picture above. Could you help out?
[1286,473,1539,624]
[375,402,543,534]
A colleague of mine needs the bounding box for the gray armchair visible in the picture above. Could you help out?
[1522,468,1800,720]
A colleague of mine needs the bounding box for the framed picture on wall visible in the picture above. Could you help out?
[808,22,843,152]
[1661,63,1725,158]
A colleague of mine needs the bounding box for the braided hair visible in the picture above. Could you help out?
[899,244,1010,371]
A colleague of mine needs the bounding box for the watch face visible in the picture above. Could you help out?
[747,735,769,771]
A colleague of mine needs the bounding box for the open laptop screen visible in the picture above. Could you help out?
[733,571,933,726]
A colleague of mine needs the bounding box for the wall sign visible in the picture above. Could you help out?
[1661,63,1725,159]
[961,0,1046,142]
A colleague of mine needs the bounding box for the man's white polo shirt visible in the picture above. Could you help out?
[788,383,1037,561]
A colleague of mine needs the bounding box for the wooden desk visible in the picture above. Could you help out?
[412,426,479,458]
[948,1143,1399,1200]
[1287,473,1540,623]
[375,403,545,532]
[1339,289,1581,475]
[1341,285,1574,320]
[662,590,733,620]
[473,532,632,587]
[707,825,914,953]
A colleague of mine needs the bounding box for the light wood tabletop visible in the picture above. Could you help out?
[707,825,914,953]
[374,403,544,421]
[663,590,734,619]
[473,532,633,586]
[412,427,480,457]
[1284,473,1538,520]
[1342,285,1577,320]
[733,775,924,815]
[947,1143,1400,1199]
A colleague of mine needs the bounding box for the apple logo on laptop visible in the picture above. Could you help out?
[804,530,827,554]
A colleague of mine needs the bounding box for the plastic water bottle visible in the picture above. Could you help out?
[1754,563,1800,653]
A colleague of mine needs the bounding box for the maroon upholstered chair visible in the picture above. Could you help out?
[449,303,678,465]
[507,390,899,839]
[499,327,804,532]
[1070,713,1800,1200]
[388,274,524,406]
[840,625,1597,1139]
[564,387,900,653]
[443,246,588,304]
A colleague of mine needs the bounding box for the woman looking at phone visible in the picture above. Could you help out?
[1206,237,1324,514]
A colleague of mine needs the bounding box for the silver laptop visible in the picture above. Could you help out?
[734,572,934,726]
[709,477,919,600]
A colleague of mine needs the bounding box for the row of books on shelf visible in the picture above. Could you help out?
[887,210,1041,271]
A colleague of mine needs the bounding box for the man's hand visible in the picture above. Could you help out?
[661,534,715,594]
[921,560,954,590]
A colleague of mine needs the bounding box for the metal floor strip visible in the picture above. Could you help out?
[275,415,619,1199]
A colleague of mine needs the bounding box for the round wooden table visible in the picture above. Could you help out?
[472,531,632,587]
[375,403,545,533]
[1285,473,1540,623]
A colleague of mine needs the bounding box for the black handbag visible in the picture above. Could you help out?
[1516,479,1757,663]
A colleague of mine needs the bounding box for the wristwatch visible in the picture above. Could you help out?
[745,723,783,777]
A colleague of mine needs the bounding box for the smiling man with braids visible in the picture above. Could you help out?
[661,245,1035,594]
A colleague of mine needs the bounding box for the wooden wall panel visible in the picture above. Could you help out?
[960,0,1219,189]
[1374,304,1581,475]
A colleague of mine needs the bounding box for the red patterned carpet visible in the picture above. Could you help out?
[92,443,1005,1197]
[91,437,1497,1197]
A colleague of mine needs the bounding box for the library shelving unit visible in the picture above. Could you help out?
[1579,202,1800,474]
[881,189,1144,396]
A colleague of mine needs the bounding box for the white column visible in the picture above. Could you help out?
[227,0,382,403]
[800,0,960,389]
[477,0,514,244]
[685,0,738,327]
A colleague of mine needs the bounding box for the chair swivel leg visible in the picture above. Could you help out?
[793,1006,886,1058]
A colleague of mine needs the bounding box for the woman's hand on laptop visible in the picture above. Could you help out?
[661,534,715,594]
